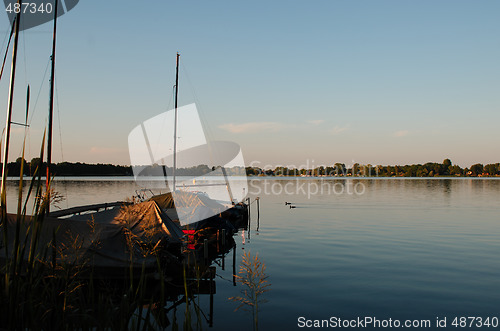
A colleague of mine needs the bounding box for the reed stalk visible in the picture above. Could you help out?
[0,135,171,330]
[229,251,271,331]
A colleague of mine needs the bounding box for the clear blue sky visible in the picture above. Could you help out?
[0,0,499,168]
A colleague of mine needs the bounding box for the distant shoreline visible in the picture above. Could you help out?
[3,158,498,178]
[5,176,500,182]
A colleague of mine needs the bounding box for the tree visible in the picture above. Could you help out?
[351,163,359,176]
[314,166,325,176]
[333,163,346,176]
[16,157,27,165]
[29,157,42,175]
[484,164,497,176]
[416,167,429,177]
[245,167,260,176]
[12,157,28,176]
[325,166,335,176]
[449,165,462,176]
[362,164,374,177]
[441,159,452,175]
[376,165,385,176]
[470,164,484,176]
[432,163,443,176]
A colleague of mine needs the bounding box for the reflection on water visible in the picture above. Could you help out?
[248,178,500,330]
[143,236,240,329]
[135,212,253,330]
[4,177,500,330]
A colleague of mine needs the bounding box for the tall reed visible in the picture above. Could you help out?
[0,133,171,329]
[229,251,271,331]
[0,130,229,329]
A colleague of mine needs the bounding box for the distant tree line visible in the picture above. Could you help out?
[2,158,133,177]
[1,159,246,177]
[2,158,498,178]
[246,159,500,177]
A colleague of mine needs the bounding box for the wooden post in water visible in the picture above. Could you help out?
[204,238,208,262]
[209,267,214,327]
[232,245,236,286]
[247,197,251,220]
[247,197,251,234]
[222,249,225,271]
[256,197,260,231]
[216,229,220,253]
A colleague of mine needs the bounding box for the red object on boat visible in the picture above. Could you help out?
[183,229,196,249]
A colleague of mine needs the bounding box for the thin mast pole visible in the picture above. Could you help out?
[0,4,22,211]
[46,0,58,212]
[173,52,179,191]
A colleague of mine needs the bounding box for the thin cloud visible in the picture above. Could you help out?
[307,119,324,125]
[219,122,290,133]
[394,130,409,137]
[330,125,349,135]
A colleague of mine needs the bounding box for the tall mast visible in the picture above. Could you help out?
[46,0,58,212]
[173,52,179,191]
[0,3,22,211]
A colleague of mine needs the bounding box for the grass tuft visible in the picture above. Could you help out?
[229,251,271,331]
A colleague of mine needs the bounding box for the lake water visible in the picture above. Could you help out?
[5,177,500,330]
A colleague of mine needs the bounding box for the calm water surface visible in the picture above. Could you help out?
[6,178,500,329]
